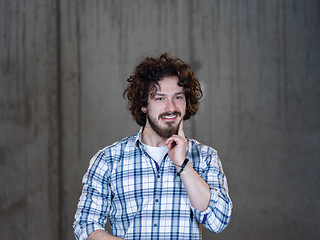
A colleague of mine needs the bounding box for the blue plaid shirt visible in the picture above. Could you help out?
[73,129,232,240]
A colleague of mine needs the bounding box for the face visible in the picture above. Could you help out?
[142,76,186,139]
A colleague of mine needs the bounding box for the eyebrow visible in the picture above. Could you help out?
[153,91,184,96]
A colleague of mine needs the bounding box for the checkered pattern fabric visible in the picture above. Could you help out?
[73,129,232,240]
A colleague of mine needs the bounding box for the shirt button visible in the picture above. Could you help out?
[153,223,158,227]
[157,175,160,178]
[155,199,159,203]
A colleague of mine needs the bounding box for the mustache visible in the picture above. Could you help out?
[158,111,181,119]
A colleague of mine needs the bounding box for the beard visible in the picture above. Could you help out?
[147,111,182,139]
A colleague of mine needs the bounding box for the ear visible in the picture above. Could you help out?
[141,106,147,113]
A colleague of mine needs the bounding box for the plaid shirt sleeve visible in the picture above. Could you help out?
[190,147,233,233]
[73,149,113,240]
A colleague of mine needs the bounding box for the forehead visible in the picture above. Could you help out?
[153,76,183,94]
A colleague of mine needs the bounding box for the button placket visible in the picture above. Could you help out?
[152,169,162,232]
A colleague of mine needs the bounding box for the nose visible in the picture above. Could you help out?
[165,99,176,112]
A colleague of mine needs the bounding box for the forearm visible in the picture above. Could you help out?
[179,163,210,211]
[88,230,125,240]
[166,122,211,212]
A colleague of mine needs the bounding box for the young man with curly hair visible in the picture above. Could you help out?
[73,53,232,240]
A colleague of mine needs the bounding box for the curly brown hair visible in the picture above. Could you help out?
[123,53,203,126]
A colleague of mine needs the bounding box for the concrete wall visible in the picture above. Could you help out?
[1,1,319,239]
[1,1,60,239]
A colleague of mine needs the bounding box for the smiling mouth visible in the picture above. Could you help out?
[159,112,181,121]
[161,115,177,120]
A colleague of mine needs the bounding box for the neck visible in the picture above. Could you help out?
[141,125,167,147]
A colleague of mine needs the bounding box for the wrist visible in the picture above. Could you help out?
[172,156,186,166]
[176,158,189,177]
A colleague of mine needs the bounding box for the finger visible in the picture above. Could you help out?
[166,135,178,144]
[165,138,172,146]
[178,120,185,138]
[166,135,183,146]
[166,139,176,149]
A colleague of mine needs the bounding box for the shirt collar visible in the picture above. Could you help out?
[134,128,144,147]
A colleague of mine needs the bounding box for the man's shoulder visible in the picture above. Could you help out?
[186,138,218,157]
[186,138,220,171]
[100,133,138,153]
[89,133,138,168]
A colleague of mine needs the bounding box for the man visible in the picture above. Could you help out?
[73,53,232,240]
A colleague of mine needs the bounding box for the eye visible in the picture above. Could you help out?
[174,95,184,100]
[155,97,164,101]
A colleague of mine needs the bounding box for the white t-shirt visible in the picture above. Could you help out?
[141,143,168,166]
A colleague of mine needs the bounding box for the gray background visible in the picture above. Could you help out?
[1,0,320,239]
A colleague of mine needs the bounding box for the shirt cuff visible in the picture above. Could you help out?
[190,188,219,224]
[77,222,106,240]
